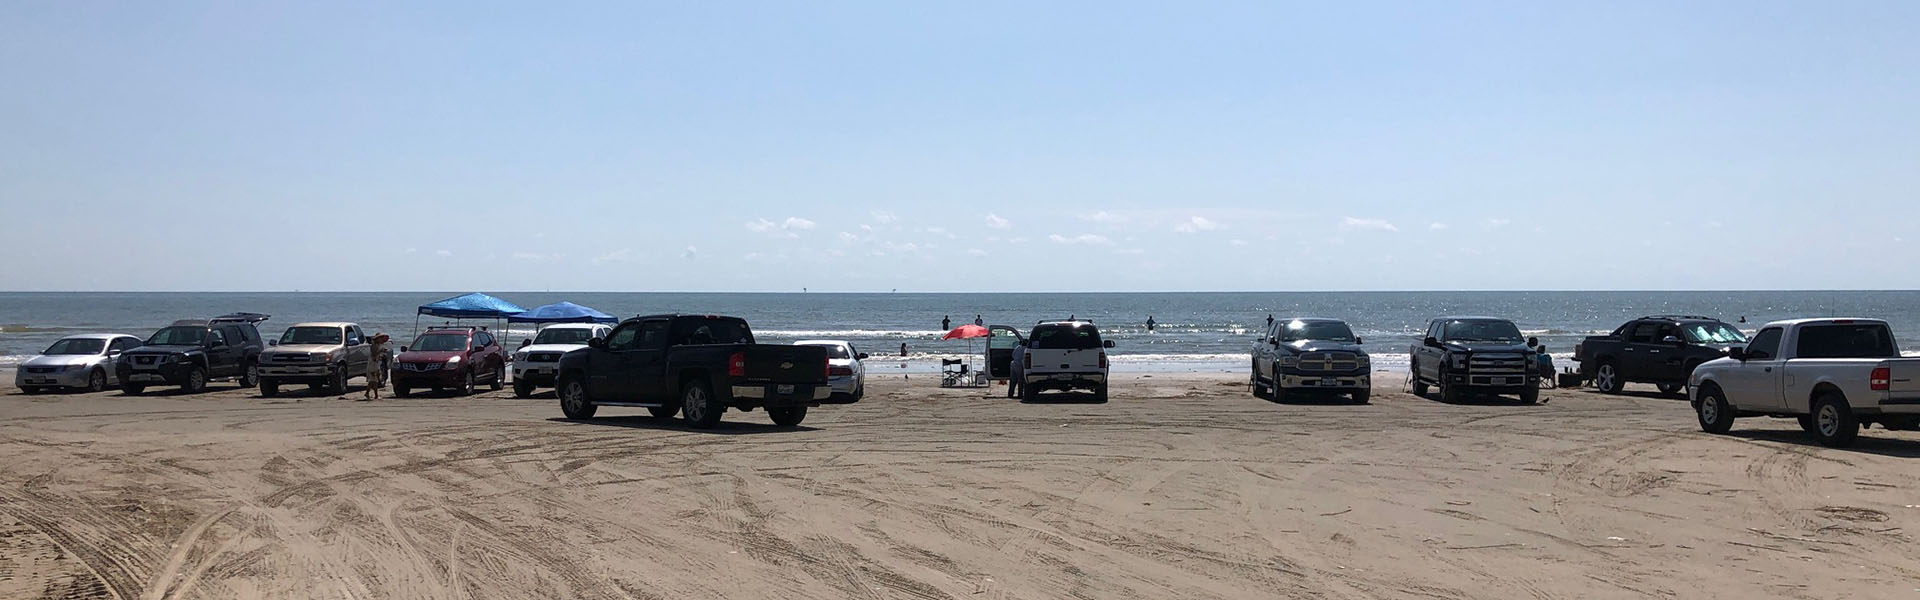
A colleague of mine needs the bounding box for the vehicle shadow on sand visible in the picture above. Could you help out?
[1411,390,1543,407]
[1018,392,1108,404]
[118,386,252,398]
[1265,392,1367,406]
[1725,429,1920,459]
[544,416,819,435]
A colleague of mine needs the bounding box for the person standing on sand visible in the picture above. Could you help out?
[364,333,390,400]
[942,315,951,331]
[1008,340,1026,399]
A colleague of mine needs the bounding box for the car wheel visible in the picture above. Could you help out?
[458,370,475,396]
[1436,366,1460,403]
[183,366,208,393]
[768,406,807,427]
[1695,385,1734,434]
[513,379,534,398]
[261,378,279,397]
[1798,415,1818,434]
[1519,386,1540,404]
[1352,388,1370,404]
[1410,359,1429,396]
[1094,384,1109,403]
[1271,373,1289,402]
[1593,362,1621,394]
[21,386,44,395]
[680,380,722,428]
[1656,382,1683,396]
[1021,382,1038,402]
[328,367,348,395]
[490,362,505,391]
[86,368,108,393]
[647,404,679,418]
[1810,392,1860,447]
[557,376,596,420]
[239,361,259,388]
[853,383,864,401]
[121,384,145,395]
[394,385,412,398]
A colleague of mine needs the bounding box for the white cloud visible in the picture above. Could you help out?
[1487,218,1511,228]
[1174,216,1222,233]
[745,218,778,233]
[593,249,635,264]
[859,224,874,233]
[871,210,898,224]
[923,226,946,234]
[1008,237,1029,244]
[1340,217,1399,232]
[1049,233,1113,245]
[884,241,920,253]
[1429,222,1449,231]
[747,216,814,237]
[985,213,1010,229]
[782,217,816,230]
[1115,248,1146,255]
[837,231,860,243]
[966,248,988,256]
[405,248,417,254]
[682,246,697,259]
[1080,210,1127,224]
[434,249,453,257]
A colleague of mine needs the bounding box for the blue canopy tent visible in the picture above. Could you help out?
[413,293,526,339]
[507,302,617,324]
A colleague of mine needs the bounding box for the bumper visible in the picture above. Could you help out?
[259,363,332,381]
[826,375,859,396]
[116,363,192,385]
[391,365,465,387]
[729,383,833,405]
[1276,373,1371,390]
[512,364,560,386]
[16,370,89,388]
[1024,372,1107,390]
[1445,372,1538,390]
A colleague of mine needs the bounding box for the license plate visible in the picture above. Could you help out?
[132,374,164,383]
[777,384,794,394]
[1052,374,1073,380]
[1320,378,1338,386]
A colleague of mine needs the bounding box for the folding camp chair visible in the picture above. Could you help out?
[941,359,970,387]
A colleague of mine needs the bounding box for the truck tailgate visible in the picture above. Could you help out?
[741,344,829,384]
[1884,358,1920,400]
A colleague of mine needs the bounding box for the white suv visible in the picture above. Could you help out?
[1021,320,1113,402]
[511,323,612,397]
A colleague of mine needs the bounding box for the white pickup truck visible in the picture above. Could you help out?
[1690,318,1920,447]
[1021,320,1114,402]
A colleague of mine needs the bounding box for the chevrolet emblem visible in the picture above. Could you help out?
[780,362,794,369]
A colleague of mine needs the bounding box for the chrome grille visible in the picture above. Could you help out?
[26,367,55,374]
[270,353,313,363]
[401,362,442,372]
[1296,351,1359,372]
[135,356,157,365]
[528,353,561,363]
[1466,353,1528,374]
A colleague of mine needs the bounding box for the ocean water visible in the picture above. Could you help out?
[3,291,1918,374]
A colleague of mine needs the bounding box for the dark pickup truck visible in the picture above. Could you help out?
[552,314,838,428]
[1574,315,1748,395]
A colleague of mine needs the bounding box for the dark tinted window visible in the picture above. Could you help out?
[533,328,598,345]
[346,327,363,345]
[1031,324,1103,350]
[1442,320,1524,343]
[412,333,469,352]
[673,318,753,345]
[637,321,669,349]
[475,332,493,348]
[802,343,852,359]
[147,326,206,346]
[209,329,228,346]
[1627,322,1662,343]
[1795,324,1898,359]
[1275,320,1355,342]
[110,337,140,352]
[280,327,343,345]
[1746,328,1783,360]
[605,325,641,351]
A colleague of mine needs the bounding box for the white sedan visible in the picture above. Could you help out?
[794,339,867,401]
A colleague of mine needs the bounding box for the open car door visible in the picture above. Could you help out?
[985,325,1025,381]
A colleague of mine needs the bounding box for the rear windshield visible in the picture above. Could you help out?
[147,326,206,346]
[44,338,106,355]
[800,343,851,359]
[533,328,598,345]
[1031,324,1103,350]
[1277,320,1355,342]
[411,333,470,352]
[1795,324,1898,359]
[279,326,342,345]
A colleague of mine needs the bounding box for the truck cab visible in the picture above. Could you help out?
[1408,316,1540,404]
[1691,318,1920,446]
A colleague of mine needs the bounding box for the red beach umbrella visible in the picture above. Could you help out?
[941,324,989,340]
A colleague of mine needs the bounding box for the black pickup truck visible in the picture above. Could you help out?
[1573,315,1747,395]
[552,314,837,428]
[116,313,270,394]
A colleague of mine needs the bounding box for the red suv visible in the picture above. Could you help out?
[392,327,506,397]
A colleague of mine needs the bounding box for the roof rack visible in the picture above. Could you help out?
[210,312,271,324]
[1637,315,1717,322]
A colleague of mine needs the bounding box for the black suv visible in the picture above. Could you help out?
[1573,315,1748,395]
[1408,316,1540,404]
[117,313,269,394]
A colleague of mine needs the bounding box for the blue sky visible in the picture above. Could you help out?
[3,1,1917,292]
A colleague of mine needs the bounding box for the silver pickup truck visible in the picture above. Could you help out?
[1690,318,1920,447]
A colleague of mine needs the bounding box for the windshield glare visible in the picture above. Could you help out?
[411,334,470,352]
[1683,323,1749,344]
[1279,321,1356,342]
[279,327,342,345]
[1443,320,1524,343]
[147,326,207,346]
[800,343,851,359]
[45,338,107,355]
[533,328,597,345]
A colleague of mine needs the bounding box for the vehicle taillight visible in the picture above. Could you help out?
[1871,367,1890,391]
[829,366,853,377]
[728,352,746,377]
[1099,352,1108,369]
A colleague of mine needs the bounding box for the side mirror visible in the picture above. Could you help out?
[1103,340,1116,349]
[267,340,278,347]
[1355,337,1363,345]
[856,353,870,360]
[400,346,410,352]
[108,349,121,356]
[470,346,484,353]
[1728,346,1747,361]
[1662,336,1684,345]
[588,337,607,350]
[209,340,226,349]
[1423,336,1441,348]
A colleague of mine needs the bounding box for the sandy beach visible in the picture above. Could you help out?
[3,374,1918,599]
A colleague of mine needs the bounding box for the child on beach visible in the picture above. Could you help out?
[364,333,389,400]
